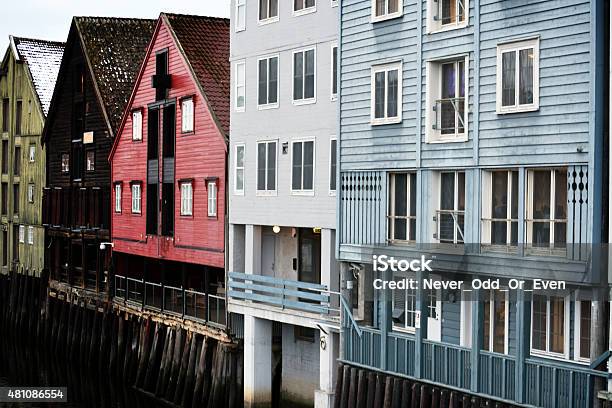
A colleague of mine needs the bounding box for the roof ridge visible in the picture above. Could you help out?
[163,12,229,22]
[12,36,65,47]
[74,16,156,24]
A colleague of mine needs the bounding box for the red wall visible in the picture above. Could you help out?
[111,19,226,268]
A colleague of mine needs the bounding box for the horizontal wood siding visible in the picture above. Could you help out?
[111,20,226,268]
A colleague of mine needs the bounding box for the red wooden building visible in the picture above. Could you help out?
[109,13,229,324]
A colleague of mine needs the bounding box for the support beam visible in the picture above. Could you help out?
[470,287,483,393]
[244,316,272,408]
[315,331,338,408]
[515,290,528,404]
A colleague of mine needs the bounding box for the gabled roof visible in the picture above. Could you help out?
[10,36,64,117]
[163,13,230,136]
[43,16,155,142]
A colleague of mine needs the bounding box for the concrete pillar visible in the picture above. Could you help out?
[245,224,261,276]
[244,315,273,408]
[315,330,338,408]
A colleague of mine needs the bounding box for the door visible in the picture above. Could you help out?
[261,233,276,277]
[427,287,442,341]
[298,228,321,284]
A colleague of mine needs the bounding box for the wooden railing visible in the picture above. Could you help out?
[479,351,516,401]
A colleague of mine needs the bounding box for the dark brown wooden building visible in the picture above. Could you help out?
[41,17,155,292]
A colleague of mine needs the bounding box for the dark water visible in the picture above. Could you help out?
[0,335,168,408]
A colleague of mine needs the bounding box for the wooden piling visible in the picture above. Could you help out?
[348,366,358,408]
[356,369,367,408]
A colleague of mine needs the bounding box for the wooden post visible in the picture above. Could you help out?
[415,268,427,379]
[470,286,483,393]
[515,289,528,404]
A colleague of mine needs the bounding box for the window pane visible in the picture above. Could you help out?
[237,63,245,108]
[442,63,456,99]
[258,59,268,105]
[549,297,564,354]
[387,69,398,118]
[491,172,508,244]
[483,300,491,351]
[332,47,338,96]
[493,292,506,353]
[267,142,276,190]
[388,0,399,13]
[457,172,465,211]
[519,48,534,105]
[237,4,246,29]
[502,51,516,107]
[270,0,278,17]
[292,142,303,190]
[257,143,266,190]
[237,169,244,191]
[441,63,456,134]
[303,141,314,190]
[458,0,465,22]
[511,171,519,219]
[294,0,303,10]
[376,0,385,16]
[409,173,417,217]
[330,140,337,191]
[393,174,408,217]
[440,173,455,211]
[532,171,551,246]
[237,146,245,168]
[392,277,406,327]
[269,58,278,104]
[305,50,315,99]
[294,53,304,100]
[554,170,567,247]
[259,0,268,20]
[374,71,385,119]
[580,301,591,359]
[532,295,547,351]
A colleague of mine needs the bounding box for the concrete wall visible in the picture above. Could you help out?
[281,323,320,407]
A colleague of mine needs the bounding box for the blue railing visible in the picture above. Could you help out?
[479,351,516,400]
[422,340,471,389]
[227,272,340,319]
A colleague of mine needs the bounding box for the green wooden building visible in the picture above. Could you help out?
[0,36,63,276]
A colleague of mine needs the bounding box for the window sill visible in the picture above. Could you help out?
[235,27,246,33]
[496,105,539,115]
[291,190,315,196]
[131,212,142,216]
[331,95,338,102]
[293,98,317,106]
[258,103,279,111]
[132,138,143,143]
[426,133,468,143]
[181,130,195,136]
[428,22,469,35]
[256,190,277,197]
[235,107,245,113]
[329,190,336,197]
[234,190,245,196]
[530,349,569,362]
[371,12,403,24]
[293,7,316,17]
[387,240,417,246]
[392,326,416,335]
[371,117,402,126]
[180,213,193,218]
[258,16,279,26]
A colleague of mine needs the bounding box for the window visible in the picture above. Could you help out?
[575,299,591,361]
[14,146,20,175]
[13,184,19,215]
[482,170,518,248]
[331,45,338,100]
[18,225,24,243]
[497,38,540,114]
[291,140,315,193]
[388,173,417,242]
[526,169,567,252]
[371,62,402,125]
[437,171,465,244]
[1,183,6,215]
[86,150,95,172]
[483,290,508,354]
[259,0,278,22]
[426,57,467,142]
[181,98,194,133]
[392,274,417,332]
[1,141,7,174]
[155,51,170,101]
[132,110,143,141]
[258,56,279,108]
[428,0,468,32]
[61,153,69,173]
[372,0,402,22]
[180,182,193,216]
[1,99,8,132]
[27,226,33,245]
[294,0,316,15]
[256,141,277,194]
[27,184,34,203]
[236,0,246,31]
[207,181,217,217]
[131,183,142,214]
[293,48,316,103]
[28,144,35,162]
[532,295,568,357]
[15,101,22,135]
[329,138,337,192]
[115,183,122,213]
[234,144,245,194]
[235,61,246,111]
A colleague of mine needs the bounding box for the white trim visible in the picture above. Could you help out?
[426,0,469,34]
[235,60,246,112]
[255,140,278,196]
[292,47,317,105]
[293,0,317,16]
[27,183,34,203]
[257,0,279,25]
[181,97,194,133]
[234,143,246,195]
[496,37,540,114]
[257,54,280,110]
[180,181,193,216]
[207,181,217,217]
[290,138,316,196]
[27,226,33,245]
[131,183,141,214]
[132,110,143,141]
[391,272,417,333]
[329,137,337,195]
[573,294,591,364]
[371,0,403,23]
[459,291,472,347]
[28,144,35,162]
[331,0,338,7]
[18,225,24,243]
[530,294,571,360]
[331,43,338,101]
[370,61,403,125]
[114,183,122,213]
[235,0,246,32]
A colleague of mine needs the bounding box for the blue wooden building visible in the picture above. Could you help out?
[336,0,610,406]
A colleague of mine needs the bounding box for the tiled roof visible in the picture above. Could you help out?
[12,36,64,117]
[75,17,156,134]
[165,13,230,136]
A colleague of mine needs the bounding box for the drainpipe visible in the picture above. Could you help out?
[608,0,612,396]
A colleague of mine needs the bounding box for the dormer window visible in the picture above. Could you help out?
[153,50,171,101]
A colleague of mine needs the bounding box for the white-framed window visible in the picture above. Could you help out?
[235,61,246,112]
[86,150,95,171]
[256,140,277,194]
[531,294,570,358]
[426,56,468,142]
[371,62,402,125]
[28,144,35,162]
[388,173,417,243]
[496,38,540,114]
[294,0,316,15]
[481,170,519,248]
[234,144,245,195]
[483,290,509,354]
[293,48,316,104]
[132,110,143,141]
[329,138,337,193]
[131,183,142,214]
[61,153,69,173]
[331,44,338,101]
[436,171,465,244]
[574,296,591,363]
[18,225,24,243]
[259,0,279,23]
[427,0,468,32]
[27,183,34,203]
[27,226,33,245]
[257,55,279,108]
[180,181,193,216]
[392,273,417,332]
[371,0,402,22]
[236,0,246,32]
[291,139,315,194]
[525,168,567,252]
[114,183,122,213]
[181,97,194,133]
[207,181,217,217]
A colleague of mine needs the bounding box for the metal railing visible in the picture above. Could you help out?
[435,209,465,245]
[434,97,465,135]
[144,281,162,310]
[422,339,471,389]
[228,271,340,321]
[479,351,516,401]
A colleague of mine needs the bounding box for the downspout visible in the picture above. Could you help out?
[608,0,612,396]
